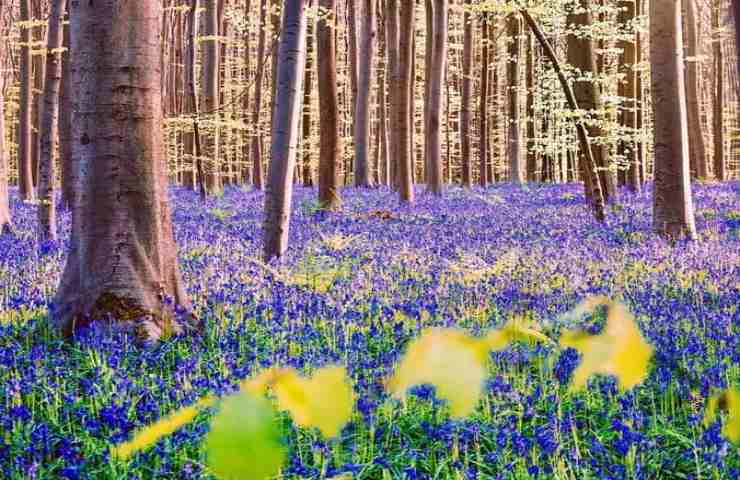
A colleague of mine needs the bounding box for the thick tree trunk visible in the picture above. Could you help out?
[426,0,447,195]
[252,0,268,190]
[37,0,65,244]
[318,0,342,208]
[202,0,222,194]
[0,90,11,235]
[713,0,726,181]
[59,0,74,209]
[682,0,708,179]
[396,0,415,202]
[53,0,196,342]
[650,0,697,239]
[507,14,525,183]
[263,0,308,260]
[479,13,490,187]
[460,0,473,187]
[354,0,375,186]
[18,0,35,201]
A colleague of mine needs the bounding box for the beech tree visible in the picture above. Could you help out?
[252,0,268,190]
[354,0,375,187]
[18,0,34,201]
[682,0,708,179]
[318,0,342,209]
[507,13,524,183]
[37,0,65,244]
[650,0,697,239]
[395,0,415,202]
[426,0,448,195]
[479,13,490,187]
[53,0,196,341]
[0,89,11,235]
[263,0,309,260]
[460,0,473,188]
[202,0,222,194]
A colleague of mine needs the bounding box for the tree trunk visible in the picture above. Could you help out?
[263,0,309,260]
[386,0,400,190]
[682,0,708,179]
[395,0,415,202]
[479,13,490,186]
[426,0,447,194]
[252,0,268,190]
[202,0,221,194]
[377,3,390,186]
[0,90,11,235]
[713,0,726,181]
[525,30,538,182]
[60,0,74,209]
[619,0,640,192]
[650,0,697,239]
[18,0,35,201]
[53,0,196,342]
[508,14,525,183]
[354,0,375,186]
[302,0,315,187]
[460,0,473,187]
[317,0,342,208]
[182,0,198,190]
[37,0,65,244]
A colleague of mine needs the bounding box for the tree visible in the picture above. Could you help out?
[354,0,375,186]
[301,0,316,187]
[682,0,708,179]
[0,89,11,235]
[37,0,65,244]
[318,0,342,209]
[59,0,73,209]
[252,0,268,190]
[507,13,524,183]
[479,13,490,186]
[395,0,415,202]
[426,0,448,195]
[650,0,697,239]
[263,0,309,260]
[618,0,641,192]
[53,0,196,341]
[202,0,222,194]
[18,0,34,201]
[460,0,473,187]
[713,0,726,181]
[386,0,400,189]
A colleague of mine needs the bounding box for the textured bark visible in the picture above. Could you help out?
[682,0,708,179]
[735,0,740,79]
[18,0,34,201]
[354,0,375,186]
[301,1,315,187]
[263,0,308,260]
[525,30,538,181]
[426,0,447,195]
[377,5,389,186]
[386,0,400,190]
[188,0,208,201]
[252,0,268,190]
[650,0,697,239]
[60,0,73,209]
[479,13,490,187]
[202,0,221,194]
[507,14,524,183]
[182,0,199,190]
[37,0,65,244]
[619,0,641,192]
[460,0,473,187]
[0,90,11,235]
[713,1,726,181]
[317,0,342,209]
[53,0,196,342]
[396,0,415,202]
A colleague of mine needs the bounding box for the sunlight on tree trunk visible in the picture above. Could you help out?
[318,0,342,210]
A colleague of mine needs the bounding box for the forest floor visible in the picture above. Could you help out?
[0,183,739,479]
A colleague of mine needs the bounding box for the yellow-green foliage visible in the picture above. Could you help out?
[705,388,740,445]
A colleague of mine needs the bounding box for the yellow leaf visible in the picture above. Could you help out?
[111,395,215,460]
[270,366,355,438]
[485,316,553,350]
[387,329,488,417]
[206,392,287,480]
[559,298,654,391]
[705,388,740,445]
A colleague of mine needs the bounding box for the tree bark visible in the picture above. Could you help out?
[682,0,708,179]
[507,14,525,183]
[619,0,641,192]
[37,0,65,244]
[202,0,221,194]
[60,0,74,209]
[354,0,375,186]
[426,0,447,194]
[377,2,390,186]
[460,0,473,187]
[650,0,697,239]
[302,0,315,187]
[18,0,35,201]
[53,0,196,342]
[479,13,490,186]
[263,0,309,260]
[252,0,268,190]
[0,89,11,235]
[713,0,726,181]
[395,0,415,202]
[318,0,342,208]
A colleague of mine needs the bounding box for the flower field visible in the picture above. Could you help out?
[0,183,738,479]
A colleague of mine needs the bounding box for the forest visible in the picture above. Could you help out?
[0,0,739,478]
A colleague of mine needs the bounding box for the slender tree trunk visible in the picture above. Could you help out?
[18,0,34,201]
[386,0,400,190]
[682,0,708,179]
[525,30,538,181]
[619,0,641,192]
[714,0,726,181]
[460,0,473,187]
[302,0,315,187]
[37,0,65,244]
[60,0,74,209]
[202,0,221,194]
[508,14,525,183]
[479,13,490,186]
[54,0,196,342]
[427,0,447,194]
[395,0,415,202]
[182,0,198,190]
[377,3,390,186]
[252,0,268,190]
[317,0,342,208]
[650,0,697,239]
[264,0,309,260]
[354,0,375,186]
[0,90,11,235]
